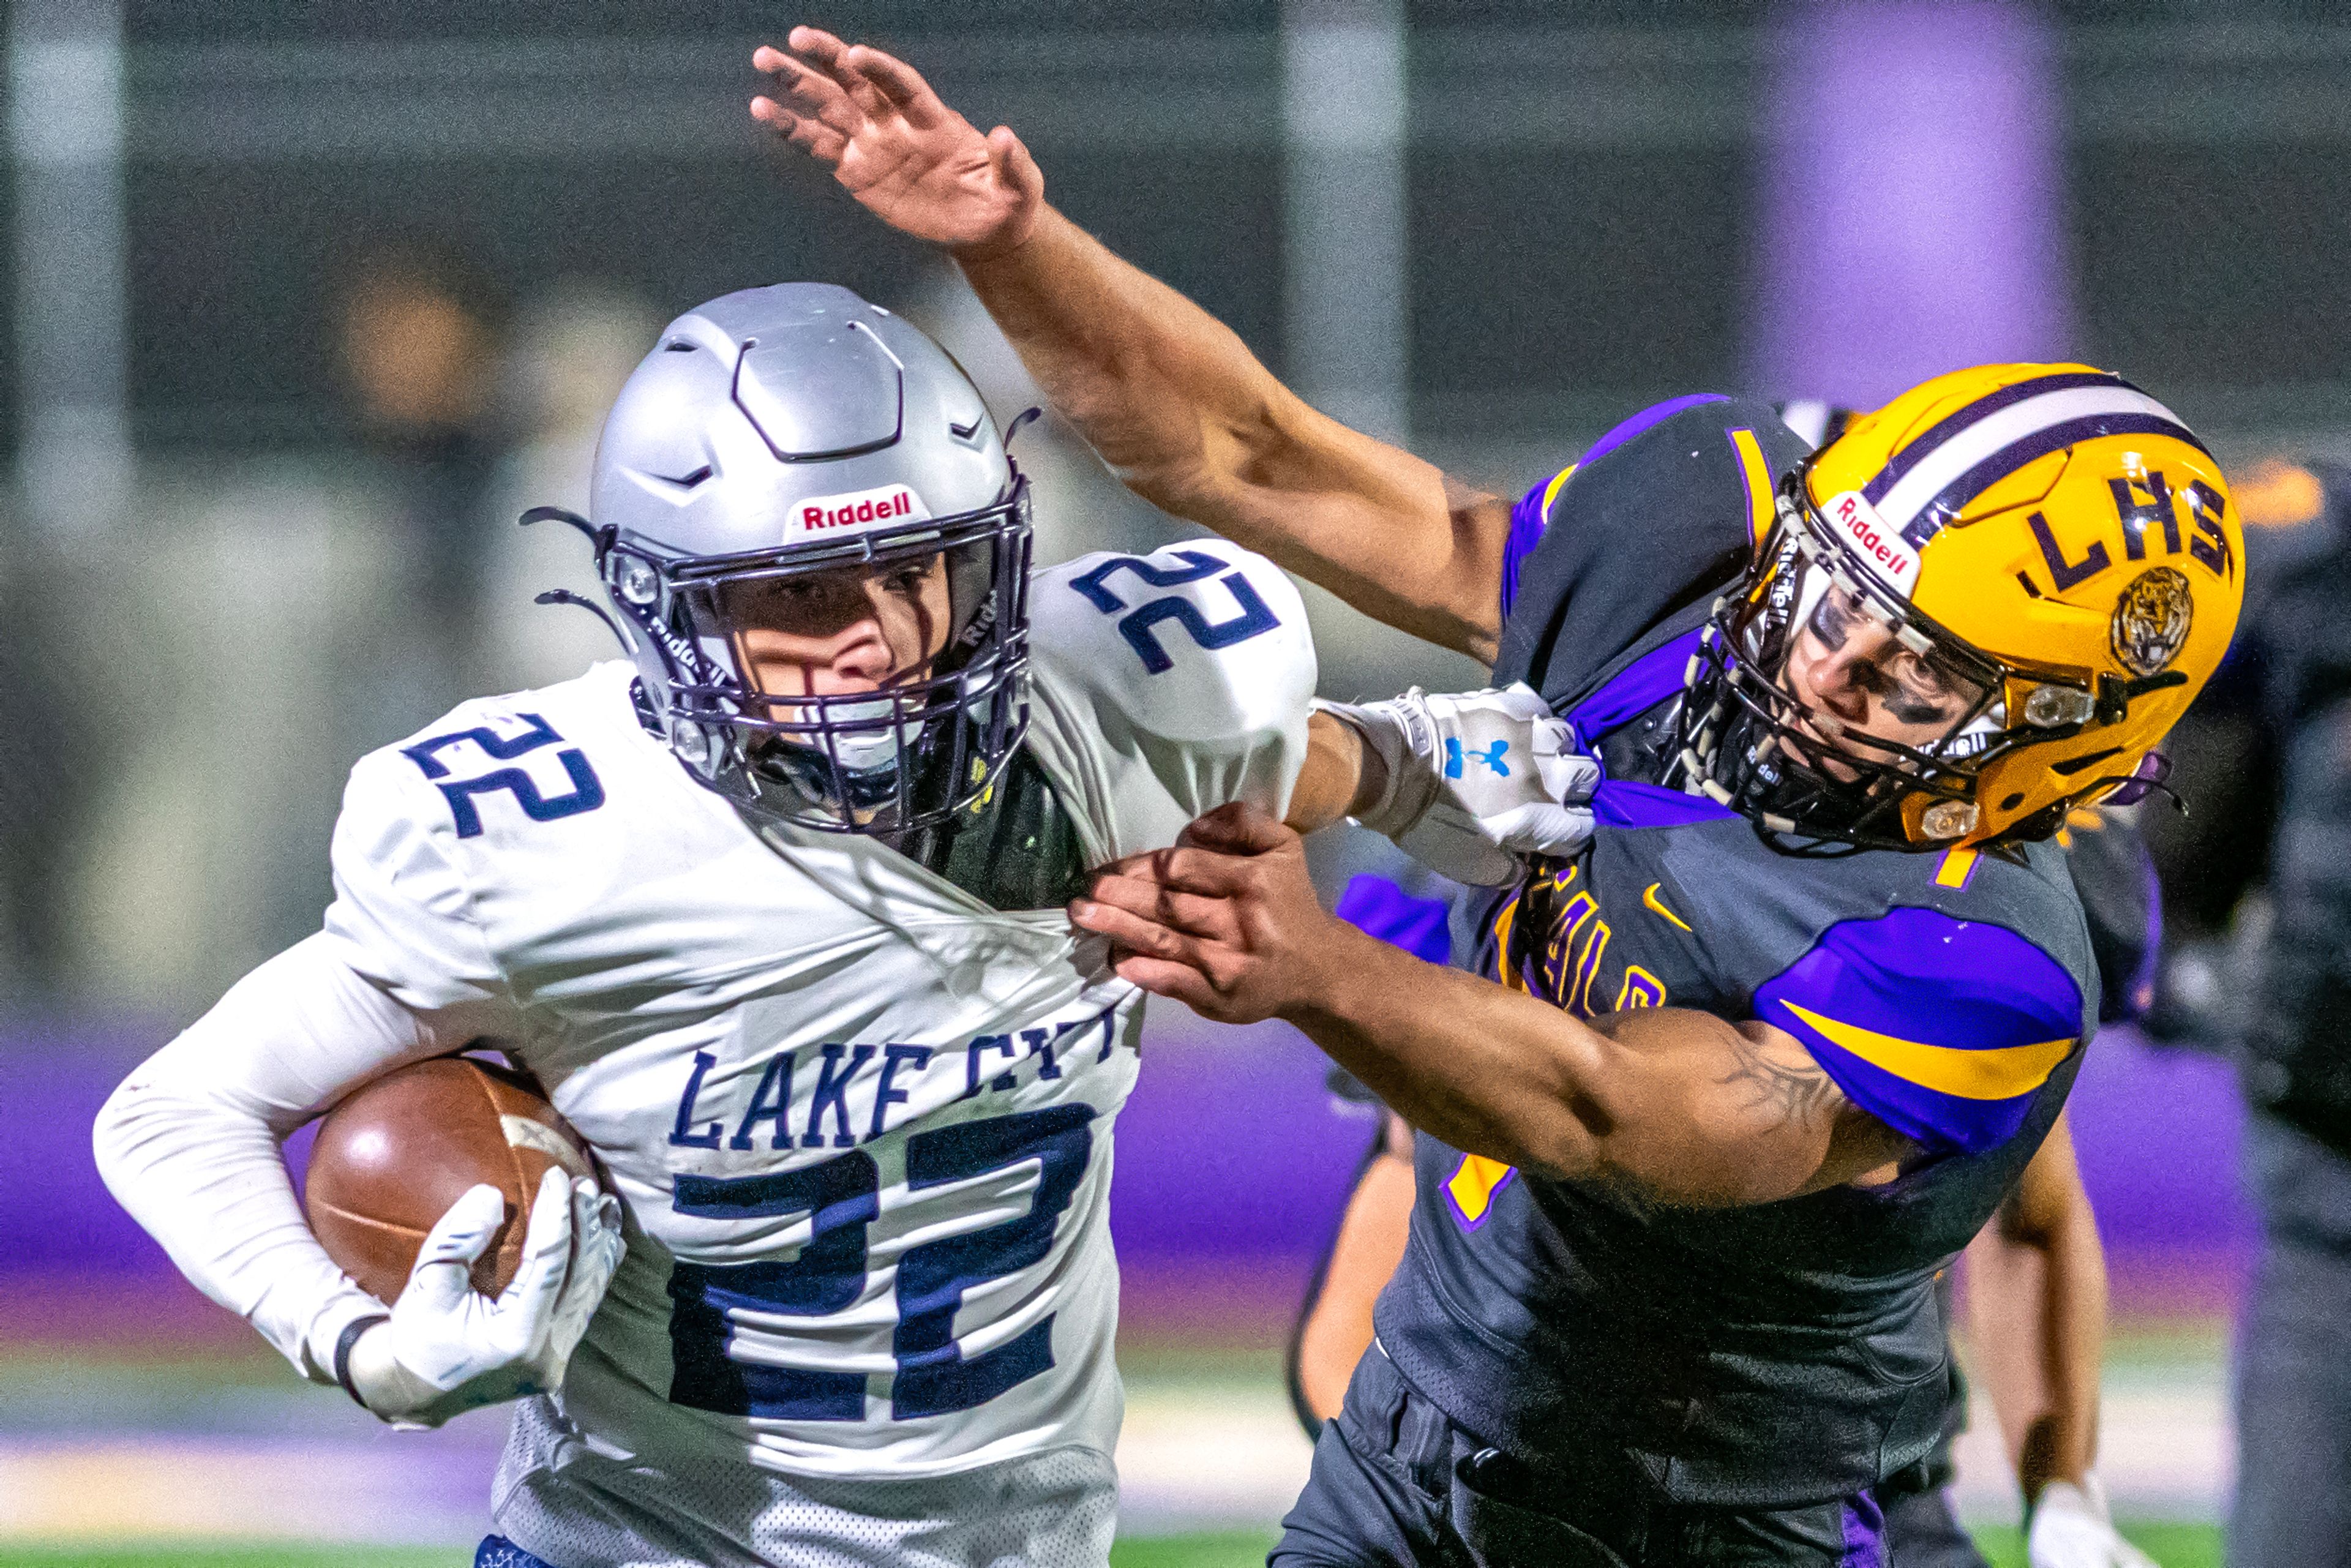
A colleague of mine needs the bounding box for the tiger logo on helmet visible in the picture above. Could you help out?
[1682,362,2244,850]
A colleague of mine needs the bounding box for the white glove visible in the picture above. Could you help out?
[1319,682,1600,887]
[2028,1477,2156,1568]
[345,1168,624,1429]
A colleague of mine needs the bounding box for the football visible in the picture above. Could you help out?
[304,1055,595,1305]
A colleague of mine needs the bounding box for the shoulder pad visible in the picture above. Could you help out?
[323,668,634,1013]
[1032,542,1313,716]
[374,669,630,847]
[1496,394,1809,702]
[327,736,505,1016]
[1028,542,1316,844]
[1753,901,2086,1155]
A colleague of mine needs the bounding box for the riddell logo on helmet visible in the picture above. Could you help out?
[796,484,931,534]
[1823,491,1919,596]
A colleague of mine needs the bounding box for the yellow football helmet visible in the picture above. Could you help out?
[1681,362,2244,850]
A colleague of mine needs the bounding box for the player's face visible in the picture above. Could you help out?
[1780,584,1983,778]
[724,553,955,705]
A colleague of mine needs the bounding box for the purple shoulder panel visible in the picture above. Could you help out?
[1578,392,1733,470]
[1591,779,1738,831]
[1496,394,1732,625]
[1333,874,1454,967]
[1753,907,2084,1154]
[1567,628,1704,749]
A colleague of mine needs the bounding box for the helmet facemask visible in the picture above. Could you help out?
[1679,466,2099,850]
[604,476,1035,837]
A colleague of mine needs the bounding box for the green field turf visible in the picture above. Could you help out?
[1975,1524,2220,1568]
[0,1523,2219,1568]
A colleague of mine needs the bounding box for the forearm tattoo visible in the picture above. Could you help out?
[1717,1026,1845,1127]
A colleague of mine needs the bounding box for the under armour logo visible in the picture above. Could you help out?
[1444,738,1511,779]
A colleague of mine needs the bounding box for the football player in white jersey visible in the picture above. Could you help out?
[93,283,1594,1568]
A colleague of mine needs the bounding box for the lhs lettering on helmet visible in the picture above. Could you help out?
[2019,468,2237,600]
[795,484,931,535]
[1823,490,1920,596]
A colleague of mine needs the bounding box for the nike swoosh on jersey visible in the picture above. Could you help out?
[1780,1000,2074,1100]
[1641,882,1693,931]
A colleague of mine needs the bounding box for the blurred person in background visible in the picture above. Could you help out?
[478,280,666,693]
[0,522,87,1004]
[2202,457,2351,1568]
[50,246,512,1013]
[336,244,509,721]
[761,32,2244,1567]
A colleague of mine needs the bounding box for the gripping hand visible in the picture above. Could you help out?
[2028,1479,2156,1568]
[1319,683,1599,886]
[347,1169,624,1429]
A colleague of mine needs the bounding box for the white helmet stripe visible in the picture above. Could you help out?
[1872,384,2194,539]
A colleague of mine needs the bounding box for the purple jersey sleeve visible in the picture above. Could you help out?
[1333,874,1453,967]
[1752,907,2085,1155]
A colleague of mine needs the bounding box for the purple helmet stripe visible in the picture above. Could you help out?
[1896,411,2212,548]
[1860,370,2125,506]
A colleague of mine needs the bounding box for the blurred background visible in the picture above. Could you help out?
[4,0,2348,1561]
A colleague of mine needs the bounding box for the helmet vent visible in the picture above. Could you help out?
[663,340,696,353]
[733,321,903,460]
[664,465,713,490]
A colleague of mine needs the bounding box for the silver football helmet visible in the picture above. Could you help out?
[529,282,1033,835]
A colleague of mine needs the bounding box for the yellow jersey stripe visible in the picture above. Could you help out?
[1780,1000,2074,1101]
[1933,847,1979,888]
[1729,428,1775,553]
[1447,1154,1517,1224]
[1491,893,1528,994]
[1540,464,1578,518]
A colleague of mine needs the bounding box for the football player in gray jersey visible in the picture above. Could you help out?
[760,31,2244,1568]
[1291,796,2161,1568]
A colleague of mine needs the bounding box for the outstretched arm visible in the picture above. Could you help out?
[753,28,1513,662]
[1069,803,1914,1207]
[1968,1119,2153,1567]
